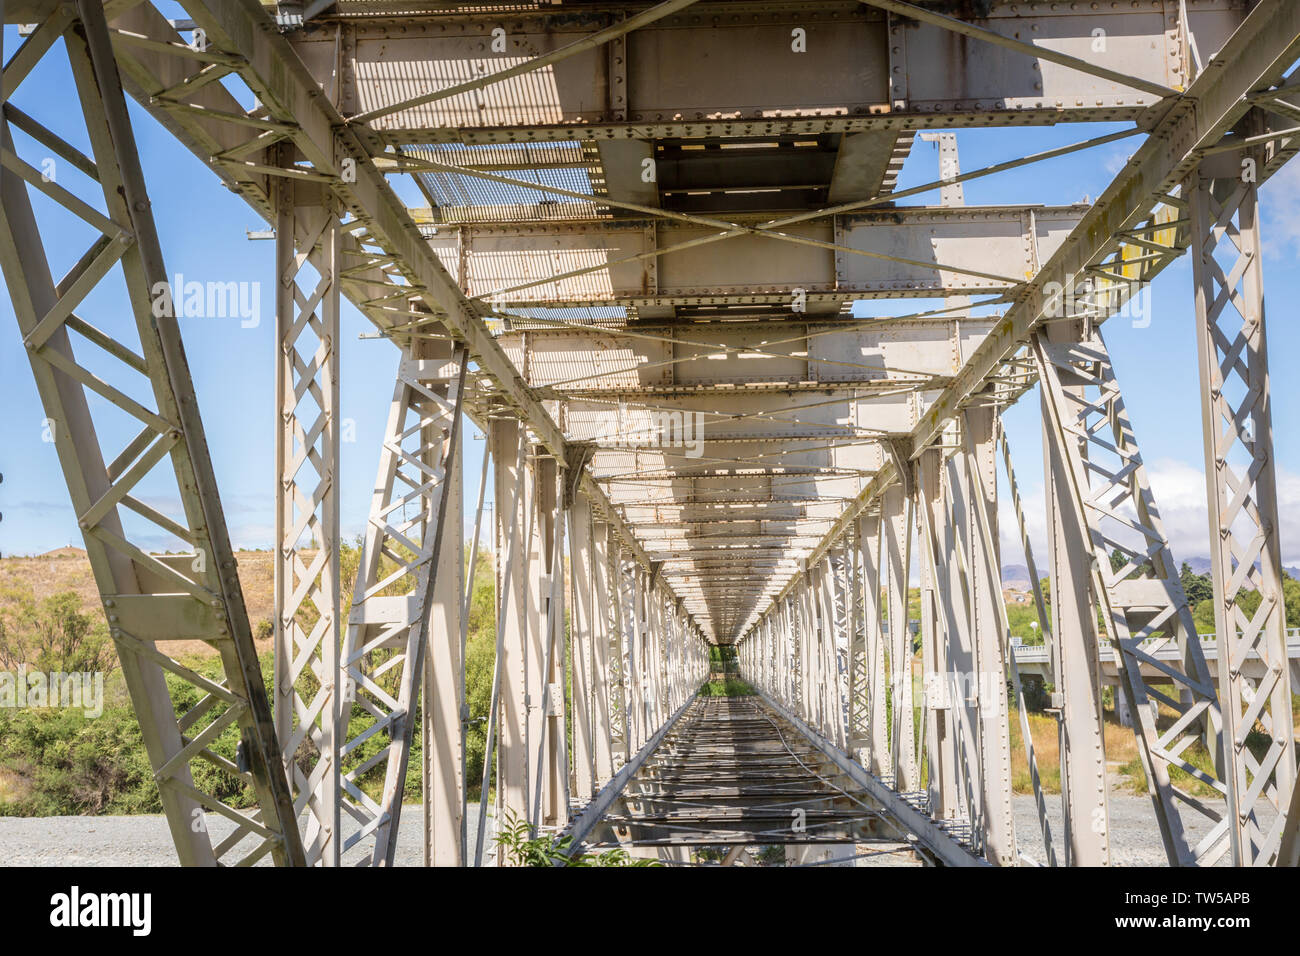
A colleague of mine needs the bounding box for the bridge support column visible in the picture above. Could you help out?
[341,344,467,866]
[856,513,889,775]
[813,560,832,737]
[618,554,643,755]
[634,567,654,739]
[1190,158,1298,867]
[591,519,616,786]
[883,484,918,792]
[830,547,853,749]
[963,403,1018,866]
[1038,341,1112,868]
[491,417,530,838]
[916,447,961,823]
[422,414,464,865]
[798,576,815,725]
[273,172,343,866]
[1036,315,1235,866]
[568,492,598,801]
[850,514,884,770]
[606,538,631,763]
[528,450,568,830]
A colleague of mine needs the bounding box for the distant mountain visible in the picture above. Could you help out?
[1001,564,1031,588]
[1001,555,1299,589]
[1177,556,1300,581]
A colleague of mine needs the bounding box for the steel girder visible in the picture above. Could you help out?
[1035,326,1226,867]
[0,2,305,866]
[290,1,1243,142]
[427,208,1084,308]
[7,0,1298,868]
[1188,160,1297,867]
[498,317,995,394]
[961,404,1018,867]
[273,177,344,866]
[338,346,467,866]
[422,396,467,865]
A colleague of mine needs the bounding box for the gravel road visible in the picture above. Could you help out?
[0,805,487,867]
[0,794,1197,866]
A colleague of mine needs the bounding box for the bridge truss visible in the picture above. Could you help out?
[2,0,1298,866]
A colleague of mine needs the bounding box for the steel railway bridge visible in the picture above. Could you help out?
[2,0,1299,867]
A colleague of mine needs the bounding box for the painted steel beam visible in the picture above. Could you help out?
[429,208,1084,307]
[289,1,1245,142]
[1189,160,1297,866]
[273,183,343,866]
[498,316,995,393]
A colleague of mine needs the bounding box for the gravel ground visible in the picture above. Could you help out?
[1012,791,1216,867]
[0,805,488,866]
[0,794,1199,866]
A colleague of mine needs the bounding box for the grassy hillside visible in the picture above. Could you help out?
[0,544,500,816]
[0,547,278,658]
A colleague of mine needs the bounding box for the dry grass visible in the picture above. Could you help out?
[1009,709,1060,794]
[1009,708,1147,795]
[0,768,29,804]
[0,547,278,657]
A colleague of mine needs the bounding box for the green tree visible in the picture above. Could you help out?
[0,590,115,675]
[1179,562,1213,606]
[1110,548,1152,579]
[1193,598,1217,635]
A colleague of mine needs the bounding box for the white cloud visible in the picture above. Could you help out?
[1261,160,1300,261]
[998,457,1300,574]
[1103,148,1132,178]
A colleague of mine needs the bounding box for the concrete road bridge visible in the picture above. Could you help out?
[2,0,1299,867]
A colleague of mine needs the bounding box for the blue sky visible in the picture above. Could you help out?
[1,31,1297,576]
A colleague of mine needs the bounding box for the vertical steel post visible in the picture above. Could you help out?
[590,518,616,785]
[422,415,464,866]
[883,484,917,791]
[568,493,597,801]
[1040,370,1111,867]
[492,418,529,833]
[1190,159,1297,866]
[964,403,1018,866]
[917,448,959,819]
[273,176,342,867]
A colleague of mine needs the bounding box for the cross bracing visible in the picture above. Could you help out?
[2,0,1299,867]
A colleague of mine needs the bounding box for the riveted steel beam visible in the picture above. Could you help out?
[294,1,1246,143]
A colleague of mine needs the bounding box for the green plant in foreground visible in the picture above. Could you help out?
[493,810,660,867]
[698,678,754,697]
